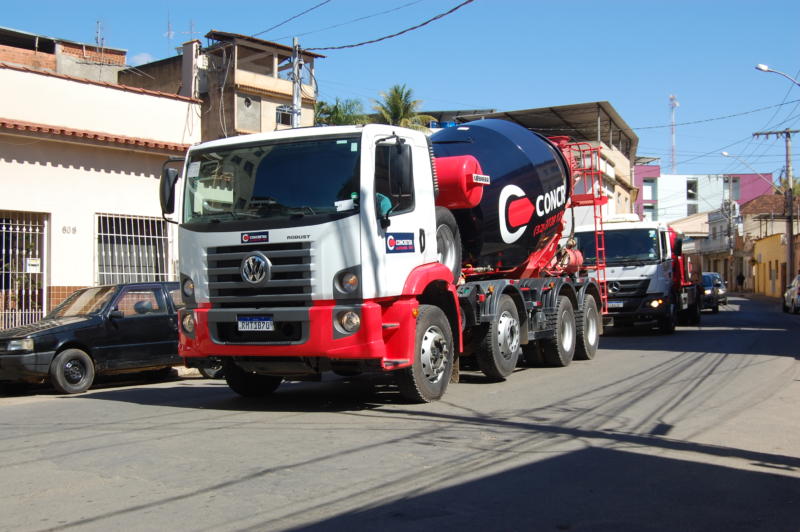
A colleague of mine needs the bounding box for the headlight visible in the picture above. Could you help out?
[7,338,34,351]
[648,299,663,309]
[182,312,196,334]
[182,278,195,298]
[338,311,361,332]
[704,288,712,295]
[339,272,359,293]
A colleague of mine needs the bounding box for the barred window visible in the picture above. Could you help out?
[96,214,171,285]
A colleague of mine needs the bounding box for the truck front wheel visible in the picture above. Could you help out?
[542,296,576,367]
[224,360,282,398]
[476,294,521,380]
[396,305,454,403]
[658,298,677,334]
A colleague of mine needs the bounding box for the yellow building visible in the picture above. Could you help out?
[753,234,788,297]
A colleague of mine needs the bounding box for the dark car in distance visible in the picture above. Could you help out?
[0,282,181,394]
[702,272,727,313]
[783,274,800,314]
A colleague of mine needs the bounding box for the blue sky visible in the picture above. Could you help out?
[5,0,800,177]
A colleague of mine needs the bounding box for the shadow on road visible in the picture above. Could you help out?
[285,447,799,532]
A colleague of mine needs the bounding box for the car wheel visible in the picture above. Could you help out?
[712,302,719,314]
[793,299,800,315]
[50,349,95,394]
[783,299,790,313]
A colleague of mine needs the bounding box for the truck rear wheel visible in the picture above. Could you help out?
[476,294,521,380]
[396,305,454,403]
[575,294,600,361]
[435,207,462,283]
[542,296,576,367]
[224,360,282,398]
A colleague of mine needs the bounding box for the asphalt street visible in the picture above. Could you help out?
[0,295,798,532]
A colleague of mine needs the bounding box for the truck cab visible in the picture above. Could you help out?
[574,216,691,332]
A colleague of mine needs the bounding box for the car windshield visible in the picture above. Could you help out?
[574,228,661,265]
[183,136,362,225]
[703,274,716,287]
[46,286,115,318]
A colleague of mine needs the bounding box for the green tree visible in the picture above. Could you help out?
[371,84,435,131]
[315,98,367,126]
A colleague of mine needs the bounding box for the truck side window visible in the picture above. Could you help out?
[374,143,414,216]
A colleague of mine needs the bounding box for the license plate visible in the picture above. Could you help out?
[607,300,624,309]
[237,316,274,331]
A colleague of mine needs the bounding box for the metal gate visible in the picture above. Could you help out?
[0,211,48,329]
[95,213,173,285]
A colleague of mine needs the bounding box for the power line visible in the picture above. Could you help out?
[633,99,800,130]
[307,0,475,51]
[275,0,426,41]
[251,0,333,38]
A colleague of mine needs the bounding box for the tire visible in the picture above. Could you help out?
[476,295,521,380]
[658,298,677,334]
[396,305,454,403]
[782,299,790,313]
[687,301,701,325]
[435,206,462,283]
[50,349,95,394]
[711,302,719,314]
[224,360,282,398]
[542,295,576,367]
[200,365,225,379]
[793,300,800,315]
[575,294,600,361]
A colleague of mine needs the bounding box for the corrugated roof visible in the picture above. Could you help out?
[0,117,191,153]
[205,30,326,59]
[740,193,797,215]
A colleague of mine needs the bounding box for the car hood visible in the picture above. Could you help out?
[0,316,95,339]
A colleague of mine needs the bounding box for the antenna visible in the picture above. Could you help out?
[669,94,679,173]
[165,12,175,53]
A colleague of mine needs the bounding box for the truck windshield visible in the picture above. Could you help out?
[46,286,115,318]
[574,228,661,265]
[183,136,361,225]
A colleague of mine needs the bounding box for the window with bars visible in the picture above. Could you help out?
[95,214,172,285]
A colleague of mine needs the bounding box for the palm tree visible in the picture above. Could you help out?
[372,84,435,131]
[315,98,367,126]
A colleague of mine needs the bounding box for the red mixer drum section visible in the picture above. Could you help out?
[431,119,572,270]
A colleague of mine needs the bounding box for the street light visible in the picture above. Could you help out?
[720,152,780,192]
[755,64,800,87]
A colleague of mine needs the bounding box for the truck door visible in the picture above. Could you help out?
[365,138,437,298]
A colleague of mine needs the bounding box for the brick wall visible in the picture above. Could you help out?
[0,44,56,70]
[59,42,126,66]
[48,286,88,310]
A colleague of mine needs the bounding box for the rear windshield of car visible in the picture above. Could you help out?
[47,287,115,318]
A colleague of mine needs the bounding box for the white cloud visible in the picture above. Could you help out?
[130,52,155,66]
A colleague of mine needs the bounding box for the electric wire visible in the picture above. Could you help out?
[306,0,475,51]
[274,0,426,41]
[251,0,333,38]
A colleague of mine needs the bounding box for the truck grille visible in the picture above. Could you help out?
[206,242,313,308]
[608,279,649,298]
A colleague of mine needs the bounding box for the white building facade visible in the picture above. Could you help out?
[0,64,201,328]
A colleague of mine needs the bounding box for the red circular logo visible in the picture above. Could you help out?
[243,234,250,242]
[387,235,396,250]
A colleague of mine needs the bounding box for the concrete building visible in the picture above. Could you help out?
[0,63,200,328]
[119,31,324,141]
[0,26,127,83]
[633,163,773,223]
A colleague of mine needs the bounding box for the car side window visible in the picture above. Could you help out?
[114,288,167,318]
[168,288,185,310]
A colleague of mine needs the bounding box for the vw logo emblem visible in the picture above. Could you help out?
[241,252,271,286]
[608,281,622,294]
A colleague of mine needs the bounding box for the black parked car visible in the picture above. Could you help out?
[0,282,181,394]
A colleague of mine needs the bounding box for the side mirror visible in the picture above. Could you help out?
[160,167,179,215]
[134,300,153,315]
[389,144,413,197]
[672,237,683,256]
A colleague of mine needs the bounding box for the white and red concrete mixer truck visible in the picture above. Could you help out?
[160,119,608,402]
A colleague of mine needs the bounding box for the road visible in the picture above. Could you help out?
[1,295,798,532]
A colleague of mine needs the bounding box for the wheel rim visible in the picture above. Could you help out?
[496,311,520,360]
[420,325,449,384]
[436,224,458,277]
[560,309,575,352]
[63,359,86,384]
[584,306,598,346]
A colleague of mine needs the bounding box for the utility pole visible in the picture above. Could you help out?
[724,174,735,287]
[753,128,798,290]
[291,37,303,129]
